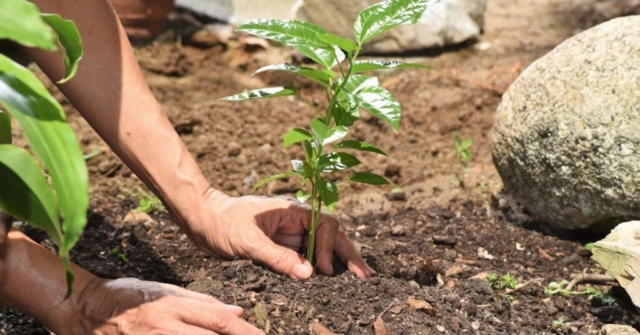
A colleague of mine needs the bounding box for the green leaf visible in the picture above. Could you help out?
[253,63,333,86]
[318,152,361,172]
[220,86,297,101]
[460,150,472,161]
[0,0,57,50]
[0,55,88,255]
[317,178,339,213]
[40,14,83,83]
[341,74,380,94]
[296,190,311,204]
[348,86,401,130]
[352,60,431,74]
[0,112,11,144]
[292,160,314,178]
[349,172,390,185]
[0,145,62,246]
[237,20,344,69]
[310,118,329,141]
[335,140,387,156]
[354,0,436,45]
[318,34,358,54]
[303,140,315,161]
[254,171,297,190]
[284,128,313,148]
[323,126,348,145]
[332,103,360,127]
[462,138,473,149]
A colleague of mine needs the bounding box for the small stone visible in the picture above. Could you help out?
[123,211,157,230]
[436,325,445,332]
[471,321,481,330]
[228,142,242,157]
[601,324,640,335]
[391,224,405,236]
[384,162,401,177]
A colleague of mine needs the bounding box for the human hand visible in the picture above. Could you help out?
[71,278,263,335]
[183,190,376,279]
[0,211,12,244]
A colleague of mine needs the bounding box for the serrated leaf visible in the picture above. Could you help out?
[220,86,297,101]
[0,0,57,50]
[317,178,339,213]
[0,112,10,144]
[296,190,311,204]
[341,74,380,94]
[0,54,88,257]
[352,60,431,74]
[0,145,62,245]
[354,0,437,45]
[253,63,333,86]
[237,20,344,69]
[40,14,83,84]
[318,33,358,54]
[349,171,390,185]
[323,126,348,145]
[347,86,401,130]
[254,171,297,190]
[318,152,361,172]
[284,128,313,148]
[335,140,387,156]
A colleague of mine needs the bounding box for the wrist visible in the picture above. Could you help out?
[173,187,230,243]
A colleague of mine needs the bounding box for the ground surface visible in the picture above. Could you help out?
[3,0,640,334]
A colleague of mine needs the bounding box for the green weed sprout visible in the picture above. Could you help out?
[221,0,436,264]
[487,273,518,290]
[135,187,167,214]
[454,133,473,187]
[545,280,604,300]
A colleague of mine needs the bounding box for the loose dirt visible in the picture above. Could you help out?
[3,0,640,334]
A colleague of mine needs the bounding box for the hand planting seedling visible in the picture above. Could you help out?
[221,0,436,264]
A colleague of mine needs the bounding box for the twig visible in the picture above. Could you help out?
[506,278,544,294]
[565,273,616,291]
[378,301,396,319]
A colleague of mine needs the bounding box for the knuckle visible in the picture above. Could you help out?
[272,249,295,268]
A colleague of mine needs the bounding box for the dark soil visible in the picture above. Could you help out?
[3,0,640,334]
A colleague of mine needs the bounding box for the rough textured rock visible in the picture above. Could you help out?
[492,16,640,232]
[601,323,640,335]
[592,222,640,309]
[176,0,486,53]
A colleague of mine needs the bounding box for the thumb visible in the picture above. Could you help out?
[247,231,313,279]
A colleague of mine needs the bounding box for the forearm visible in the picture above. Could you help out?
[0,231,96,333]
[27,0,214,226]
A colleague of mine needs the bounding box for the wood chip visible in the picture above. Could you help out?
[469,271,492,280]
[445,264,470,277]
[389,305,404,315]
[537,247,556,261]
[407,297,438,316]
[374,316,389,335]
[310,323,336,335]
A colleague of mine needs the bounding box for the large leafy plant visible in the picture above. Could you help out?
[0,1,87,295]
[222,0,436,264]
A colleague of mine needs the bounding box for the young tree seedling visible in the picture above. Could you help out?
[221,0,437,265]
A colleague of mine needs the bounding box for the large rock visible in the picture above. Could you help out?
[592,222,640,309]
[492,16,640,232]
[176,0,486,53]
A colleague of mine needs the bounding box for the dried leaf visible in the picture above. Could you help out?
[374,316,389,335]
[310,322,337,335]
[407,297,438,316]
[254,301,267,329]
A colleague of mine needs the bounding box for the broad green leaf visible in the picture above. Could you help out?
[354,0,436,45]
[318,34,358,54]
[335,140,387,156]
[332,103,360,127]
[462,138,473,149]
[253,63,333,86]
[220,86,297,101]
[317,178,339,213]
[0,55,88,255]
[0,0,57,50]
[341,74,380,94]
[41,14,83,83]
[352,60,431,74]
[296,190,311,204]
[284,128,313,148]
[347,86,401,130]
[318,152,361,172]
[0,145,62,245]
[237,20,344,69]
[349,171,390,185]
[0,112,10,144]
[310,118,329,141]
[292,160,314,178]
[323,126,348,145]
[303,140,315,161]
[254,171,297,190]
[460,150,472,161]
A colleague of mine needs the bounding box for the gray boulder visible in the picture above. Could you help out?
[492,16,640,232]
[176,0,486,53]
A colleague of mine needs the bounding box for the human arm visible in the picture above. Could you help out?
[0,230,263,335]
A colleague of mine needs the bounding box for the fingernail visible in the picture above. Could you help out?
[293,263,312,279]
[224,304,244,315]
